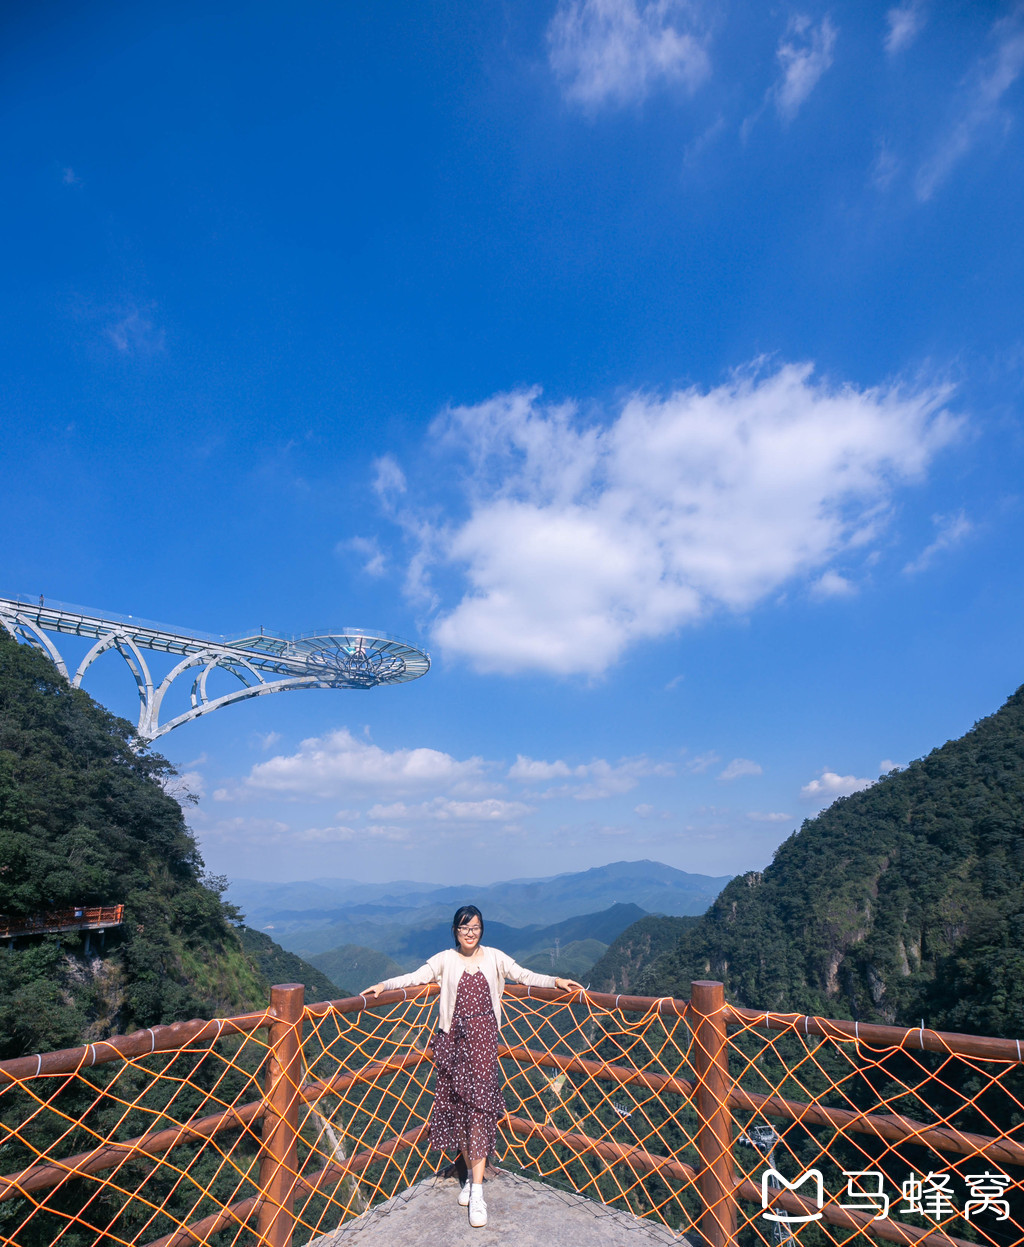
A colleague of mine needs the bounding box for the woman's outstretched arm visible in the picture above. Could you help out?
[362,958,439,996]
[499,952,585,993]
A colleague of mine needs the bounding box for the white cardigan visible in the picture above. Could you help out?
[376,945,558,1032]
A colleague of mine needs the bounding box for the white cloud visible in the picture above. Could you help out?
[176,770,206,797]
[373,454,407,503]
[297,823,405,843]
[367,797,534,823]
[409,364,957,676]
[916,10,1024,200]
[879,758,904,773]
[773,15,837,121]
[634,803,671,819]
[718,757,763,781]
[198,817,292,844]
[811,569,857,598]
[253,731,282,751]
[801,770,874,800]
[547,0,710,109]
[509,753,673,799]
[884,2,926,55]
[508,755,576,781]
[223,728,486,800]
[106,306,165,356]
[903,510,972,573]
[341,536,387,577]
[683,751,720,774]
[870,142,900,191]
[747,810,792,822]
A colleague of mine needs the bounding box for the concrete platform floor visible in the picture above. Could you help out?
[306,1169,694,1247]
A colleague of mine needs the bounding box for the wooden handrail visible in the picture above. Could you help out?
[504,983,691,1017]
[300,1050,431,1103]
[0,1100,264,1201]
[727,1083,1024,1169]
[139,1194,262,1247]
[295,1123,430,1199]
[499,1042,697,1100]
[502,1113,697,1186]
[308,986,1024,1066]
[0,1010,273,1084]
[726,1004,1024,1065]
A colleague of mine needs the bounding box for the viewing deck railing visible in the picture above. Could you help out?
[0,981,1021,1247]
[0,905,125,941]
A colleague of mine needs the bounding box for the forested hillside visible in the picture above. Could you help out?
[235,926,341,1001]
[639,685,1024,1037]
[309,944,405,996]
[0,634,320,1058]
[588,915,701,993]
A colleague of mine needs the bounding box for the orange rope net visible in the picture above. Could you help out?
[0,983,1021,1246]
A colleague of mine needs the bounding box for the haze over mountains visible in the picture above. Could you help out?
[226,861,732,990]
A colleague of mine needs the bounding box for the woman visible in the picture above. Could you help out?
[362,904,583,1229]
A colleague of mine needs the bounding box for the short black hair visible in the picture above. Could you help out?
[452,904,484,946]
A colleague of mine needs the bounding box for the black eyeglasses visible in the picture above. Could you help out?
[456,923,482,933]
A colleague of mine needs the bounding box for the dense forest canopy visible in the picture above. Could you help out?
[639,684,1024,1038]
[0,633,323,1057]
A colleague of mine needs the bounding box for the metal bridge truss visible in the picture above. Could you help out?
[0,596,429,741]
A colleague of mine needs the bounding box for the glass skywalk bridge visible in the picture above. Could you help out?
[0,594,429,739]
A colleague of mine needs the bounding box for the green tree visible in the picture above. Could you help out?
[0,632,267,1056]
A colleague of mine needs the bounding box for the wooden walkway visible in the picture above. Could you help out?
[307,1169,692,1247]
[0,904,124,940]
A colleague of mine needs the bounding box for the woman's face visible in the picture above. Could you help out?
[455,915,482,954]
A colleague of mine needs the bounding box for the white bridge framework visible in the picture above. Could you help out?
[0,595,429,741]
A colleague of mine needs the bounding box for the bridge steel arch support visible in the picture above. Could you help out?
[0,595,429,740]
[0,610,70,681]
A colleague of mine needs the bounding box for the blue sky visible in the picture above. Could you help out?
[3,0,1023,885]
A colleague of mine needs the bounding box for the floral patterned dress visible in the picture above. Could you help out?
[428,968,506,1163]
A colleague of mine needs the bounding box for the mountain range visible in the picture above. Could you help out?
[227,860,731,960]
[226,861,732,987]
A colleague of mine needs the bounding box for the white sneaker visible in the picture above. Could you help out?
[458,1178,471,1206]
[468,1184,487,1228]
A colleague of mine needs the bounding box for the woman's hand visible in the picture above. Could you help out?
[361,983,385,997]
[554,977,584,992]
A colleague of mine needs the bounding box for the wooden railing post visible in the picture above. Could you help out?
[257,983,304,1247]
[690,980,738,1247]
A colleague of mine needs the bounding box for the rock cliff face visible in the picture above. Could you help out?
[624,686,1024,1037]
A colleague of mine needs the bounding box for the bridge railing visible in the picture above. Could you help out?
[0,982,1021,1247]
